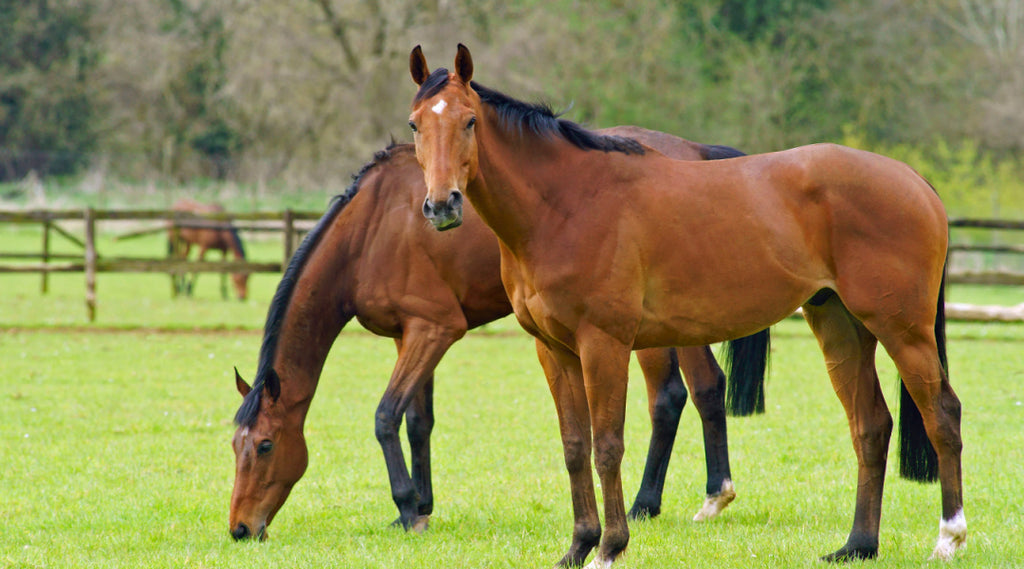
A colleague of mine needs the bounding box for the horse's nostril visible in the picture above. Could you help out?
[422,198,433,217]
[231,523,252,541]
[448,190,463,208]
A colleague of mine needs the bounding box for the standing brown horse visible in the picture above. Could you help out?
[168,198,249,300]
[229,134,768,541]
[408,45,964,567]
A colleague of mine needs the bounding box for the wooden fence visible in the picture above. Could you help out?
[0,208,321,321]
[2,210,1023,322]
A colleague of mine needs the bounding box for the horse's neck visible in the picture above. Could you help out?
[469,128,557,252]
[269,219,359,409]
[229,241,245,260]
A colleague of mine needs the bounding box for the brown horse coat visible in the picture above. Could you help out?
[408,45,963,567]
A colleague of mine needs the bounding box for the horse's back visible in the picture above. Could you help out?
[172,198,225,215]
[582,143,947,346]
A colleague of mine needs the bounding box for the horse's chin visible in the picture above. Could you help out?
[431,216,463,231]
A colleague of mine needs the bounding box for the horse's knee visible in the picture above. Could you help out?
[374,405,402,444]
[593,433,624,476]
[562,434,590,473]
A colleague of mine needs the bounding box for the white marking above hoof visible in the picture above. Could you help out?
[693,479,736,522]
[582,555,613,569]
[929,509,966,561]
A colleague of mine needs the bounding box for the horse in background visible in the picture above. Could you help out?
[168,198,249,301]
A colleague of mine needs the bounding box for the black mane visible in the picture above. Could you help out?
[413,68,452,103]
[471,81,645,155]
[413,67,643,156]
[233,143,404,427]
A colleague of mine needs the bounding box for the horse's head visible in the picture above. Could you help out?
[229,368,307,541]
[231,272,249,301]
[408,44,480,231]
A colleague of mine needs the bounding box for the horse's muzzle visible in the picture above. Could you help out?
[422,191,464,231]
[231,522,267,541]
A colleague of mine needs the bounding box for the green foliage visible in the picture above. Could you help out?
[840,126,1024,220]
[0,0,100,180]
[713,0,832,42]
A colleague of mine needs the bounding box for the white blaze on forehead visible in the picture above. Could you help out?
[431,99,448,115]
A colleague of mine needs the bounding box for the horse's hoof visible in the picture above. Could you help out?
[627,504,659,521]
[582,555,614,569]
[820,546,877,563]
[693,479,736,521]
[929,510,966,561]
[390,514,430,533]
[411,515,430,534]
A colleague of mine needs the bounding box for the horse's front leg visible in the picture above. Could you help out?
[534,338,600,567]
[577,329,633,569]
[190,246,209,295]
[375,321,463,532]
[219,250,229,300]
[676,346,736,521]
[405,374,435,522]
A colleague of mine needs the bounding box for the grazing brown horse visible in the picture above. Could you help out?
[168,198,249,300]
[229,134,768,541]
[408,45,964,567]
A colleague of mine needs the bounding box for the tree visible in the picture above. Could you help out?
[0,0,100,181]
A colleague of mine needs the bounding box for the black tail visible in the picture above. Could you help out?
[898,268,945,482]
[724,328,770,416]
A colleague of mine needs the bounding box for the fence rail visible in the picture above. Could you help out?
[0,207,321,320]
[2,209,1024,322]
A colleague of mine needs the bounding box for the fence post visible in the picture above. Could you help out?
[169,222,182,297]
[283,209,295,266]
[84,208,97,322]
[41,215,51,294]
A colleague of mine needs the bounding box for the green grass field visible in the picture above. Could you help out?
[2,224,1024,568]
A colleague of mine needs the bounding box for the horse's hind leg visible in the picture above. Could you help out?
[676,346,736,521]
[630,346,735,522]
[803,294,892,561]
[629,347,687,520]
[870,320,964,560]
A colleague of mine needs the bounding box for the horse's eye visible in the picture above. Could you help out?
[466,117,476,129]
[408,121,418,133]
[256,440,274,456]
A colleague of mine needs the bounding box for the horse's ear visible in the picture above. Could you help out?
[235,367,251,397]
[410,45,429,86]
[265,369,282,401]
[455,43,473,83]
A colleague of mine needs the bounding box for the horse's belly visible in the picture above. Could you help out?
[634,271,819,348]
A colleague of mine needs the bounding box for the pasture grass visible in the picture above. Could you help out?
[2,233,1024,568]
[2,312,1023,567]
